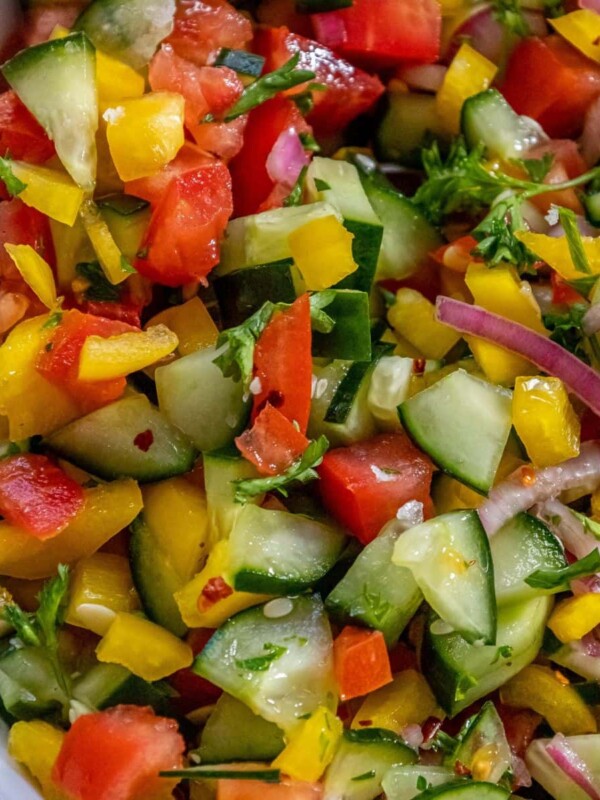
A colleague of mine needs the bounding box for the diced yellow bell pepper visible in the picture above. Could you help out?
[147,298,219,356]
[50,217,95,289]
[500,664,597,736]
[175,540,270,628]
[10,161,85,226]
[104,92,185,182]
[439,0,467,13]
[548,593,600,643]
[78,324,178,381]
[516,230,600,282]
[351,669,442,733]
[464,262,547,384]
[8,720,66,800]
[436,43,498,134]
[80,199,135,285]
[96,50,145,103]
[96,611,193,681]
[4,244,57,309]
[96,106,125,196]
[433,473,484,513]
[0,479,143,579]
[49,25,70,40]
[65,552,140,636]
[273,707,343,782]
[550,9,600,63]
[388,288,461,359]
[288,215,357,291]
[512,376,580,468]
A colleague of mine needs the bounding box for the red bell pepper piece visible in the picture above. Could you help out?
[251,294,312,434]
[317,431,434,544]
[333,626,393,701]
[236,403,309,476]
[0,91,55,164]
[0,454,84,539]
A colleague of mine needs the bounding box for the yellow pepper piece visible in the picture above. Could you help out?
[50,217,95,289]
[388,288,461,359]
[549,593,600,643]
[512,376,580,468]
[436,43,498,134]
[80,199,134,285]
[4,243,57,309]
[273,707,343,782]
[8,720,66,800]
[0,479,143,579]
[96,50,145,103]
[96,611,193,681]
[500,664,597,736]
[464,262,547,384]
[288,215,357,291]
[351,669,442,733]
[516,230,600,282]
[147,297,219,356]
[10,161,84,226]
[550,9,600,63]
[78,324,178,381]
[104,92,185,182]
[175,540,269,628]
[65,552,140,636]
[49,25,70,39]
[439,0,467,13]
[433,473,484,513]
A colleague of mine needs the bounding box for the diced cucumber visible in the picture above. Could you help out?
[228,505,346,595]
[197,693,285,763]
[450,702,512,786]
[413,783,510,799]
[367,356,414,431]
[399,369,513,494]
[382,766,457,800]
[194,595,337,733]
[97,194,151,262]
[323,728,417,800]
[421,595,552,716]
[213,260,297,329]
[491,513,566,607]
[203,447,261,544]
[325,524,423,646]
[312,290,372,362]
[547,639,600,683]
[0,647,66,720]
[461,89,547,162]
[72,662,172,714]
[45,394,196,482]
[214,49,265,78]
[376,92,446,167]
[393,510,496,645]
[352,153,442,282]
[2,33,98,190]
[584,190,600,228]
[156,345,249,453]
[526,735,600,800]
[74,0,175,69]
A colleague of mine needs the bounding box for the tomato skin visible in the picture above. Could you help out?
[526,139,587,215]
[134,162,233,287]
[0,454,84,539]
[236,403,309,476]
[253,27,384,138]
[251,294,313,434]
[311,0,441,68]
[502,36,600,138]
[52,705,185,800]
[317,432,434,544]
[124,142,213,207]
[0,91,55,164]
[165,0,253,67]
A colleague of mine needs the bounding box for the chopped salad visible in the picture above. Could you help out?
[4,1,600,799]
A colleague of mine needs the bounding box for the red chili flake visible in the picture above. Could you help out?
[198,576,233,611]
[454,761,471,776]
[413,358,426,375]
[357,719,373,727]
[133,429,154,452]
[520,466,537,487]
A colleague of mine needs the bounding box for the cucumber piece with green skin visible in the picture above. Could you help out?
[376,92,446,167]
[214,49,265,78]
[97,194,151,262]
[72,662,173,714]
[323,728,417,800]
[325,524,423,646]
[2,33,98,190]
[74,0,175,69]
[229,505,346,595]
[399,369,513,494]
[547,638,600,683]
[203,447,262,544]
[312,290,372,362]
[422,595,552,716]
[584,190,600,227]
[0,647,66,720]
[194,595,337,733]
[45,394,196,483]
[393,510,496,645]
[197,692,285,763]
[526,735,600,800]
[214,260,297,329]
[491,513,566,607]
[156,344,250,453]
[450,701,512,785]
[461,88,547,162]
[413,783,510,799]
[382,766,457,800]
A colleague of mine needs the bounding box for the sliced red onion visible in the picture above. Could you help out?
[546,734,600,800]
[511,755,532,790]
[534,498,599,560]
[583,303,600,336]
[265,128,310,189]
[572,573,600,594]
[397,64,446,94]
[435,296,600,418]
[579,0,600,15]
[401,723,424,750]
[445,6,547,63]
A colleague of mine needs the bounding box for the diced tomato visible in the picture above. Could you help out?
[134,162,233,287]
[124,142,214,207]
[502,36,600,138]
[431,236,478,273]
[388,641,419,673]
[251,294,312,433]
[0,454,84,539]
[192,116,248,163]
[317,431,434,544]
[169,628,222,713]
[256,0,314,37]
[36,309,135,412]
[496,703,542,760]
[229,96,311,217]
[52,705,185,800]
[550,272,585,307]
[218,778,323,800]
[311,0,441,68]
[253,27,384,138]
[333,626,392,702]
[526,139,587,215]
[236,403,309,476]
[23,3,85,47]
[165,0,253,67]
[379,258,442,305]
[580,407,600,442]
[0,91,55,163]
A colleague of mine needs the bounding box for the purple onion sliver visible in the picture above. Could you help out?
[546,734,600,800]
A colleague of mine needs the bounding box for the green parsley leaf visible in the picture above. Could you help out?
[213,302,278,390]
[558,206,592,274]
[42,309,63,330]
[314,178,331,192]
[472,196,537,270]
[542,0,565,17]
[416,776,428,792]
[236,642,288,672]
[283,165,308,207]
[233,435,329,502]
[512,153,554,183]
[2,603,41,647]
[543,303,589,363]
[525,549,600,589]
[491,0,530,36]
[351,771,376,782]
[299,132,320,153]
[76,261,121,302]
[225,54,316,121]
[0,156,26,197]
[567,276,599,299]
